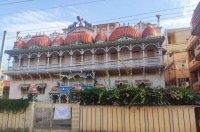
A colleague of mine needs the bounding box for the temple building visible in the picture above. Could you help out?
[4,16,165,102]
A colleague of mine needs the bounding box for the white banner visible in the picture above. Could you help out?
[54,106,71,120]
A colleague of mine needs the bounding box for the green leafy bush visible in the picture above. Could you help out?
[80,86,198,107]
[0,99,30,114]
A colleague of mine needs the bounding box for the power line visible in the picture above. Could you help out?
[91,5,196,23]
[2,10,193,36]
[0,0,33,6]
[0,0,105,16]
[1,13,193,39]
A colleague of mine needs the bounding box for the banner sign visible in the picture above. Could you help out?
[54,106,71,120]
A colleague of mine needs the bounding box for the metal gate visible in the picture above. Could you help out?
[33,103,79,132]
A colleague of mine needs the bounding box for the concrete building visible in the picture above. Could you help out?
[187,2,200,93]
[4,16,165,102]
[163,27,191,87]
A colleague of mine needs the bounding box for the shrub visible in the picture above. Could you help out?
[80,86,198,107]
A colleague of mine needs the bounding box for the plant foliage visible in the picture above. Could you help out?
[0,98,30,114]
[80,86,200,107]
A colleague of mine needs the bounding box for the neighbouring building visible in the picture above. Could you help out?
[187,2,200,93]
[4,16,165,102]
[163,27,191,88]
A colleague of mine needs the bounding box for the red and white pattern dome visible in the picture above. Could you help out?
[14,40,25,49]
[52,36,64,45]
[25,36,52,48]
[64,31,94,44]
[109,26,140,41]
[142,25,156,38]
[95,31,107,42]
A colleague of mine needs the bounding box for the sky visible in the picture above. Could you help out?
[0,0,199,69]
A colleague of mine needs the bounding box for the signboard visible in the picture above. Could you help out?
[54,106,71,120]
[0,81,3,97]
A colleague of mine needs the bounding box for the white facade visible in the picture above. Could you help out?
[4,17,165,102]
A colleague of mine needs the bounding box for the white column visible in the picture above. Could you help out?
[159,48,162,65]
[142,49,145,66]
[59,56,62,68]
[106,52,108,68]
[81,54,83,69]
[37,57,40,70]
[18,59,21,70]
[70,55,73,70]
[47,57,50,69]
[68,79,70,86]
[92,53,95,69]
[118,51,120,67]
[27,58,30,70]
[130,50,132,66]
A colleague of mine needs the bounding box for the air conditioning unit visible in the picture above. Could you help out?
[182,82,189,87]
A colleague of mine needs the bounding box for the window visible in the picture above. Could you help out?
[76,56,81,62]
[133,51,140,59]
[168,36,171,44]
[21,88,29,94]
[97,54,104,61]
[37,88,45,94]
[111,53,117,60]
[167,32,175,44]
[176,60,188,69]
[147,50,154,57]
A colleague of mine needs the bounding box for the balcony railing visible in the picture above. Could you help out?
[7,57,162,72]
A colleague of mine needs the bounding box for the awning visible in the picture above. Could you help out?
[18,84,30,89]
[34,83,47,89]
[95,84,105,89]
[135,79,150,86]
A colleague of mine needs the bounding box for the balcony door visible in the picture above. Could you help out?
[97,54,104,61]
[133,51,140,59]
[147,50,155,58]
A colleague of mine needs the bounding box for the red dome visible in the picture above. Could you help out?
[51,86,59,92]
[142,25,156,38]
[14,40,25,49]
[29,87,37,93]
[95,31,107,42]
[25,36,51,48]
[109,26,140,41]
[64,31,93,44]
[52,36,64,45]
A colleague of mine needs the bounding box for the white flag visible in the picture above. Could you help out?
[54,106,71,119]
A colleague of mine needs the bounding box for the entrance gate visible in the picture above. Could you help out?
[33,103,79,132]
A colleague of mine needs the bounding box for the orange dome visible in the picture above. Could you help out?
[26,36,51,48]
[14,40,25,49]
[52,36,64,45]
[95,84,105,89]
[109,26,140,41]
[64,31,93,44]
[142,25,156,38]
[29,87,37,93]
[95,31,107,42]
[51,86,59,92]
[74,86,82,91]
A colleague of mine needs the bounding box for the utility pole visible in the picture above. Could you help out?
[0,31,7,98]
